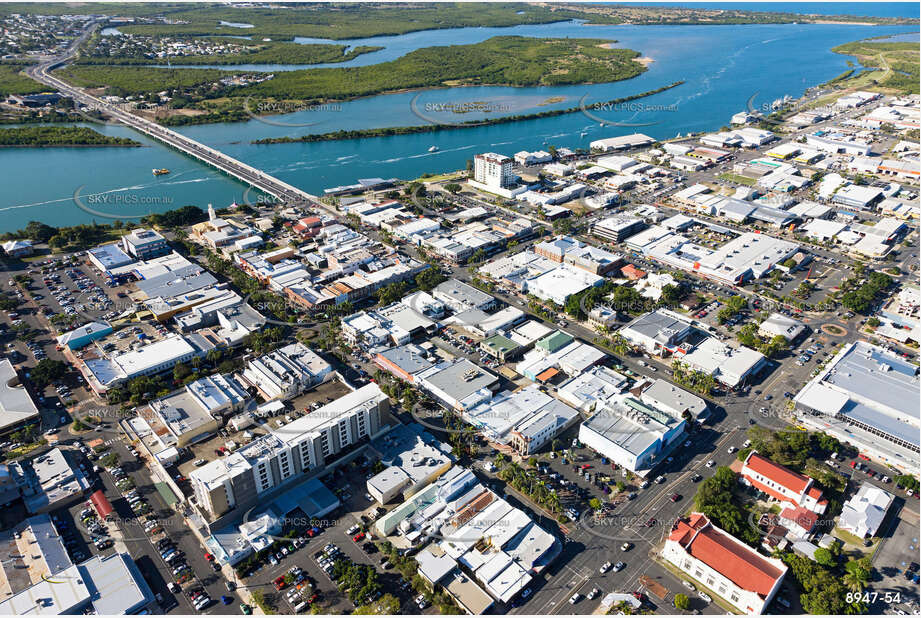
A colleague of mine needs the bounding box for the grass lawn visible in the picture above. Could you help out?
[718,172,756,186]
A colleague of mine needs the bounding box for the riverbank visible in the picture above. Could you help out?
[251,80,684,144]
[0,126,142,147]
[56,36,649,127]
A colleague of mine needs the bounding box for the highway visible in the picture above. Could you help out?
[26,21,333,217]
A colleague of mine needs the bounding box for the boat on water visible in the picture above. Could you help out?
[152,168,170,176]
[428,146,439,152]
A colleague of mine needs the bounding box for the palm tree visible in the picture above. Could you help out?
[843,569,867,593]
[610,334,630,356]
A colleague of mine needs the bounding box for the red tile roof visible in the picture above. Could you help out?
[744,452,810,494]
[674,514,784,597]
[807,487,827,504]
[780,506,819,532]
[621,264,647,280]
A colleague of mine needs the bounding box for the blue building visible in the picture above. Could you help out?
[56,321,113,350]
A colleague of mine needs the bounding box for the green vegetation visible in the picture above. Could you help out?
[716,295,747,324]
[354,594,401,615]
[78,37,383,66]
[839,271,892,314]
[1,205,207,253]
[693,466,760,546]
[832,39,920,94]
[331,560,381,607]
[671,359,716,395]
[374,539,463,614]
[495,453,563,514]
[894,474,920,492]
[736,323,789,358]
[823,69,855,85]
[239,36,645,101]
[415,267,447,292]
[52,64,232,96]
[0,126,141,147]
[717,172,756,186]
[28,358,67,388]
[253,80,684,143]
[673,594,690,610]
[779,551,868,614]
[0,63,45,96]
[110,4,594,40]
[558,3,916,26]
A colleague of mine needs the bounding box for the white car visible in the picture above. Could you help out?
[698,591,712,603]
[706,460,715,468]
[599,561,612,574]
[682,580,696,591]
[569,593,581,605]
[587,588,600,600]
[727,446,736,454]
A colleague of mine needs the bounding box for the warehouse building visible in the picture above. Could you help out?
[590,133,655,152]
[793,341,919,471]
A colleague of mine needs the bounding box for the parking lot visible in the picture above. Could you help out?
[227,454,439,615]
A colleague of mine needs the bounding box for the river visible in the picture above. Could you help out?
[0,17,915,232]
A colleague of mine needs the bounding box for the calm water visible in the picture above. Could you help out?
[0,19,913,231]
[620,2,920,18]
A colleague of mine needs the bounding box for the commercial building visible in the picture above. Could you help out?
[516,333,607,381]
[663,513,787,615]
[758,313,806,342]
[534,236,623,275]
[525,264,604,306]
[433,279,496,313]
[838,482,894,539]
[415,359,500,412]
[473,153,515,189]
[374,344,435,383]
[191,383,388,519]
[557,366,629,412]
[145,374,248,447]
[0,542,154,616]
[639,378,708,421]
[1,240,33,258]
[0,358,41,437]
[694,232,799,285]
[240,342,332,401]
[461,385,578,455]
[681,337,766,389]
[793,341,919,470]
[479,334,521,362]
[618,309,693,355]
[342,302,435,348]
[366,424,453,504]
[374,466,559,604]
[87,243,135,275]
[590,133,655,152]
[401,290,446,318]
[832,185,884,210]
[120,228,169,260]
[579,394,686,476]
[805,133,871,156]
[740,451,828,515]
[7,448,91,514]
[56,321,113,351]
[590,214,648,243]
